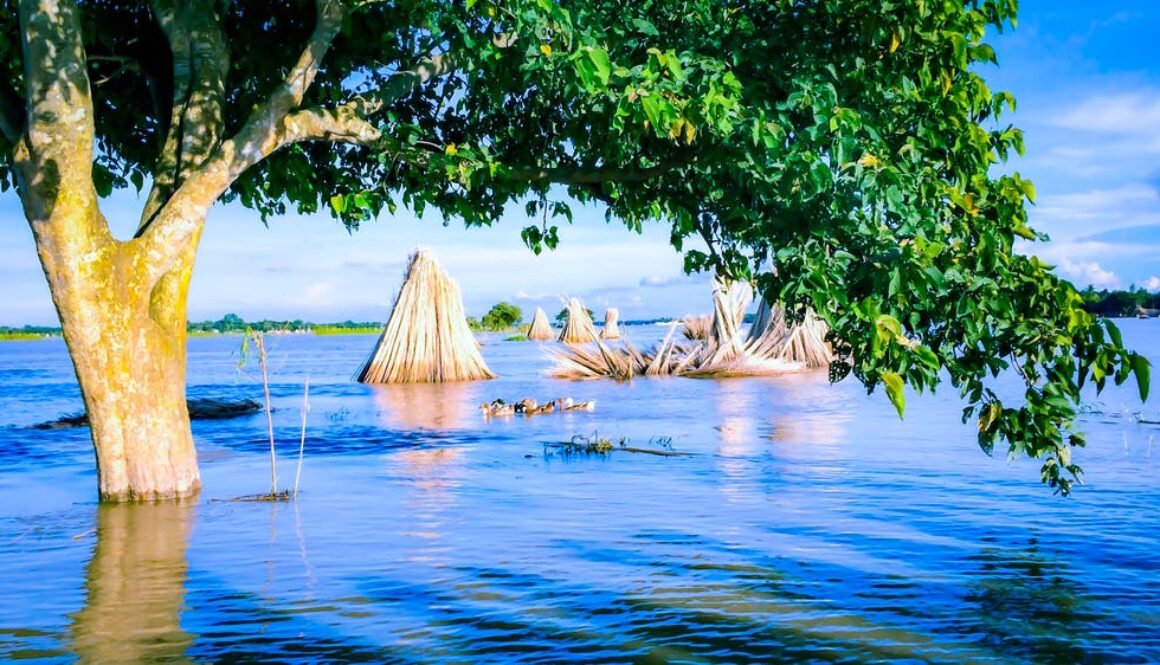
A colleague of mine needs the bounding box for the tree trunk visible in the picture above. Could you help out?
[33,207,205,501]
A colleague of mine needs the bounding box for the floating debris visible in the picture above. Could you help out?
[543,433,692,458]
[32,398,263,430]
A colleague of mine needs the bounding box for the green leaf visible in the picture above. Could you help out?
[914,345,940,371]
[1131,353,1151,402]
[882,372,906,419]
[632,18,659,36]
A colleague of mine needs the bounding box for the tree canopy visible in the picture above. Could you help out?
[0,0,1149,494]
[481,301,523,330]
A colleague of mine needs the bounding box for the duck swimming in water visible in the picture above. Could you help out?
[480,400,515,417]
[481,397,594,418]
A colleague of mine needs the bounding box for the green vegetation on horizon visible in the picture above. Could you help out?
[1080,287,1160,318]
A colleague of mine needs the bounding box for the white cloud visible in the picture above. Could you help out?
[1050,92,1160,137]
[1057,258,1120,289]
[1031,185,1160,242]
[302,281,333,304]
[1143,276,1160,292]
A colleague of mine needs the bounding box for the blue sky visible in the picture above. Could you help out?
[1,1,1158,326]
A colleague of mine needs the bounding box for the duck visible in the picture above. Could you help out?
[513,398,538,414]
[480,400,515,417]
[554,397,595,412]
[526,401,556,416]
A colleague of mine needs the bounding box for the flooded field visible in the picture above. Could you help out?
[1,322,1158,662]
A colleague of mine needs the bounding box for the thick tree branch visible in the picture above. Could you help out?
[0,79,24,143]
[346,53,456,118]
[134,0,346,280]
[15,0,100,229]
[139,0,230,230]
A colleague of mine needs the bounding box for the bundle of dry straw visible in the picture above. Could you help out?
[601,308,621,340]
[357,249,495,383]
[557,297,598,343]
[681,315,712,340]
[548,280,834,380]
[526,307,554,341]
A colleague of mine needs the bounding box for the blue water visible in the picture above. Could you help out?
[1,322,1158,663]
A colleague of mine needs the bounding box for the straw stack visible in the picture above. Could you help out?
[601,308,621,340]
[557,297,597,343]
[698,278,754,367]
[681,315,712,341]
[356,249,495,383]
[526,307,554,341]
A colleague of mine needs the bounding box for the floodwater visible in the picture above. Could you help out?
[1,322,1158,663]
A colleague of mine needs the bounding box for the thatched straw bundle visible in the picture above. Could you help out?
[601,308,621,340]
[697,278,754,367]
[763,309,832,368]
[681,315,711,341]
[526,307,554,341]
[557,297,598,343]
[547,282,834,381]
[357,249,495,383]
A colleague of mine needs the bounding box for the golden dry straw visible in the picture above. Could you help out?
[557,297,598,343]
[526,306,555,341]
[681,314,712,340]
[601,307,621,340]
[357,249,495,383]
[548,282,833,380]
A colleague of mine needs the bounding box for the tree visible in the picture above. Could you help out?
[481,301,522,331]
[0,1,1148,500]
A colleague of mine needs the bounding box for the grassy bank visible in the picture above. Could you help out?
[312,326,380,335]
[0,332,57,341]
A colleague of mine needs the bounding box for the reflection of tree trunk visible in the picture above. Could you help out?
[70,502,195,664]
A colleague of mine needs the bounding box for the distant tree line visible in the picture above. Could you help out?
[1079,286,1160,317]
[186,314,383,334]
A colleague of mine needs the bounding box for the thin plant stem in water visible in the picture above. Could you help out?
[254,332,277,495]
[294,376,310,499]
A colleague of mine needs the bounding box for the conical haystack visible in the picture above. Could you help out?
[601,308,621,340]
[357,249,495,383]
[557,297,597,343]
[526,306,554,341]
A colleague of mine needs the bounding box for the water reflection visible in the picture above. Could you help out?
[961,540,1096,662]
[371,382,482,430]
[767,373,849,450]
[69,502,195,664]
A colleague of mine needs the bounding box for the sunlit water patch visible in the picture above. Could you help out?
[1,322,1158,662]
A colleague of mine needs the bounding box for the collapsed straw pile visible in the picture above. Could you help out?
[557,297,598,343]
[601,308,621,340]
[526,307,555,341]
[357,249,495,383]
[549,279,833,380]
[681,315,712,340]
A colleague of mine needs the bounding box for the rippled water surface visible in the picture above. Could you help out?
[1,322,1158,663]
